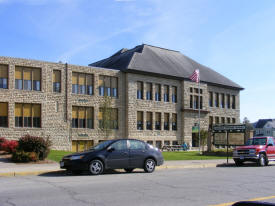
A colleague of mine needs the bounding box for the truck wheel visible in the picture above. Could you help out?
[234,159,243,166]
[258,154,266,166]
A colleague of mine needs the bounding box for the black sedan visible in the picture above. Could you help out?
[60,139,164,175]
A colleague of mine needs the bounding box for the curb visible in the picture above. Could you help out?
[0,163,219,177]
[0,170,62,177]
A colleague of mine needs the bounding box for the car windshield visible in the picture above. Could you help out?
[245,138,267,146]
[90,140,114,151]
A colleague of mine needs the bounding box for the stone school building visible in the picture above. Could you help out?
[0,44,243,151]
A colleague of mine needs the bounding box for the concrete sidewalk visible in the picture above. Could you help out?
[0,156,234,177]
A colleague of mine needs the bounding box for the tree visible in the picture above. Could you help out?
[99,95,113,139]
[243,117,254,141]
[200,129,209,152]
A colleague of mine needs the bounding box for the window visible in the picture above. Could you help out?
[190,95,193,108]
[137,81,143,99]
[164,141,170,146]
[0,65,8,89]
[156,141,162,149]
[98,75,118,98]
[209,92,213,107]
[147,141,153,145]
[232,118,236,124]
[146,112,152,130]
[129,140,146,150]
[232,95,236,109]
[53,70,61,92]
[227,94,231,109]
[221,117,225,124]
[215,93,219,107]
[15,66,41,91]
[72,140,93,152]
[155,112,161,130]
[72,106,94,129]
[221,94,225,108]
[194,96,199,109]
[72,72,94,95]
[111,140,127,150]
[146,83,152,100]
[0,102,8,127]
[15,103,41,128]
[172,86,177,103]
[155,84,161,101]
[137,111,143,130]
[98,108,118,130]
[215,116,219,124]
[209,116,213,128]
[227,117,231,124]
[172,113,177,131]
[164,85,169,102]
[164,113,169,130]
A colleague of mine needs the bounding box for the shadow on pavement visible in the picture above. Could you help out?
[39,169,145,177]
[217,162,275,167]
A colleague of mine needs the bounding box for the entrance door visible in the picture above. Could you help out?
[192,133,199,147]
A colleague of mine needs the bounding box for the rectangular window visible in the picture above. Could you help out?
[164,113,169,130]
[155,112,161,130]
[98,75,118,98]
[137,81,143,99]
[200,96,203,109]
[227,117,231,124]
[164,85,169,102]
[194,96,199,109]
[209,116,213,129]
[98,108,118,129]
[0,65,8,89]
[232,95,236,109]
[0,102,8,127]
[221,94,225,108]
[232,118,236,124]
[215,116,219,124]
[146,112,152,130]
[227,94,231,109]
[172,86,177,103]
[53,70,61,93]
[221,117,225,124]
[72,72,94,96]
[15,67,41,91]
[190,95,193,108]
[146,83,152,100]
[172,113,177,131]
[215,93,219,107]
[155,84,161,101]
[15,103,41,128]
[209,92,213,107]
[137,111,143,130]
[72,106,94,129]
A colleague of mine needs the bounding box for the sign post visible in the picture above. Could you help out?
[212,124,246,164]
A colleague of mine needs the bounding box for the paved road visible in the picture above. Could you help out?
[1,165,275,206]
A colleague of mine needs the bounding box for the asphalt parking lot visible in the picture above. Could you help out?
[1,163,275,206]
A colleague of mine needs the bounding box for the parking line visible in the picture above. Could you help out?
[210,195,275,206]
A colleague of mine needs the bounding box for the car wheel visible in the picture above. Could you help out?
[89,160,104,175]
[234,159,243,166]
[144,158,156,173]
[258,154,266,167]
[124,168,134,173]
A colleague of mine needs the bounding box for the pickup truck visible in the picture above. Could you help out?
[233,136,275,166]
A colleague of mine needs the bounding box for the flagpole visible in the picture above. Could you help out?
[198,70,201,154]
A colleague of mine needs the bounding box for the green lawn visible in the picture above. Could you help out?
[48,150,72,162]
[48,150,230,162]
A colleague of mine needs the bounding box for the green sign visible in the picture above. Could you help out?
[192,126,199,133]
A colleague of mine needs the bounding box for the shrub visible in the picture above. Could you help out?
[1,140,18,153]
[0,137,6,150]
[12,150,31,162]
[17,135,51,160]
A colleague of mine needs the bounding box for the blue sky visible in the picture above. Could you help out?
[0,0,274,123]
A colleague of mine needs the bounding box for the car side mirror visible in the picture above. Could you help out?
[267,144,273,147]
[107,146,114,152]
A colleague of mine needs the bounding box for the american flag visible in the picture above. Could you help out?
[189,69,200,83]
